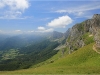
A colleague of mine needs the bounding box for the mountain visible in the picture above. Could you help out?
[19,14,100,74]
[51,31,64,39]
[5,43,100,74]
[64,28,71,38]
[0,34,10,42]
[65,14,100,53]
[0,14,100,74]
[0,39,59,71]
[0,34,47,51]
[0,33,60,70]
[0,31,65,51]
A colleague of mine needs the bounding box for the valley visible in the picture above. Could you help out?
[0,14,100,74]
[0,43,100,74]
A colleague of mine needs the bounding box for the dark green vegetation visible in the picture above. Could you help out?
[1,49,19,60]
[0,39,59,71]
[0,14,100,74]
[1,43,100,74]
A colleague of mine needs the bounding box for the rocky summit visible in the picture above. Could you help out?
[65,14,100,53]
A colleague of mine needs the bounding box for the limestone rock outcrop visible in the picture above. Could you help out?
[65,14,100,52]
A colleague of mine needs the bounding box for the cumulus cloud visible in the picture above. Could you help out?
[47,15,72,28]
[37,26,53,32]
[0,0,29,19]
[38,26,45,31]
[0,0,29,10]
[43,28,53,32]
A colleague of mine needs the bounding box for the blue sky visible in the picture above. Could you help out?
[0,0,100,34]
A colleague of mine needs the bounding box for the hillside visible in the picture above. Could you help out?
[65,14,100,53]
[0,14,100,74]
[1,43,100,74]
[0,40,59,71]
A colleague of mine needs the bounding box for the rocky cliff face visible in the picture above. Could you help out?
[65,14,100,53]
[90,14,100,48]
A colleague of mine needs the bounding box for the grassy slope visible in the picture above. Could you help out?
[0,43,100,74]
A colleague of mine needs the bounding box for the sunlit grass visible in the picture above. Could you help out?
[0,43,100,74]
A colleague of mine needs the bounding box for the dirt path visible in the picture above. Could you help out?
[93,45,100,54]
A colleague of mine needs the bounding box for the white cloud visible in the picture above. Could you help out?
[15,30,21,32]
[11,30,23,34]
[44,28,53,32]
[47,15,72,28]
[55,2,100,17]
[37,26,53,32]
[77,12,84,16]
[38,26,45,31]
[0,30,22,34]
[1,0,29,11]
[55,10,67,13]
[0,0,30,19]
[0,1,5,8]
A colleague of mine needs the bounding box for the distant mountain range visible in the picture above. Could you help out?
[0,14,100,72]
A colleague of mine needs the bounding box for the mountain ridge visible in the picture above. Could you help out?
[0,14,100,73]
[64,14,100,53]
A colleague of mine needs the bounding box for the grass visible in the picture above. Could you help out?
[0,43,100,74]
[1,49,19,60]
[82,33,94,45]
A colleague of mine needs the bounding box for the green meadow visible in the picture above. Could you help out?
[0,43,100,74]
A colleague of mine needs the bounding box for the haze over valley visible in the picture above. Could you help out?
[0,0,100,74]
